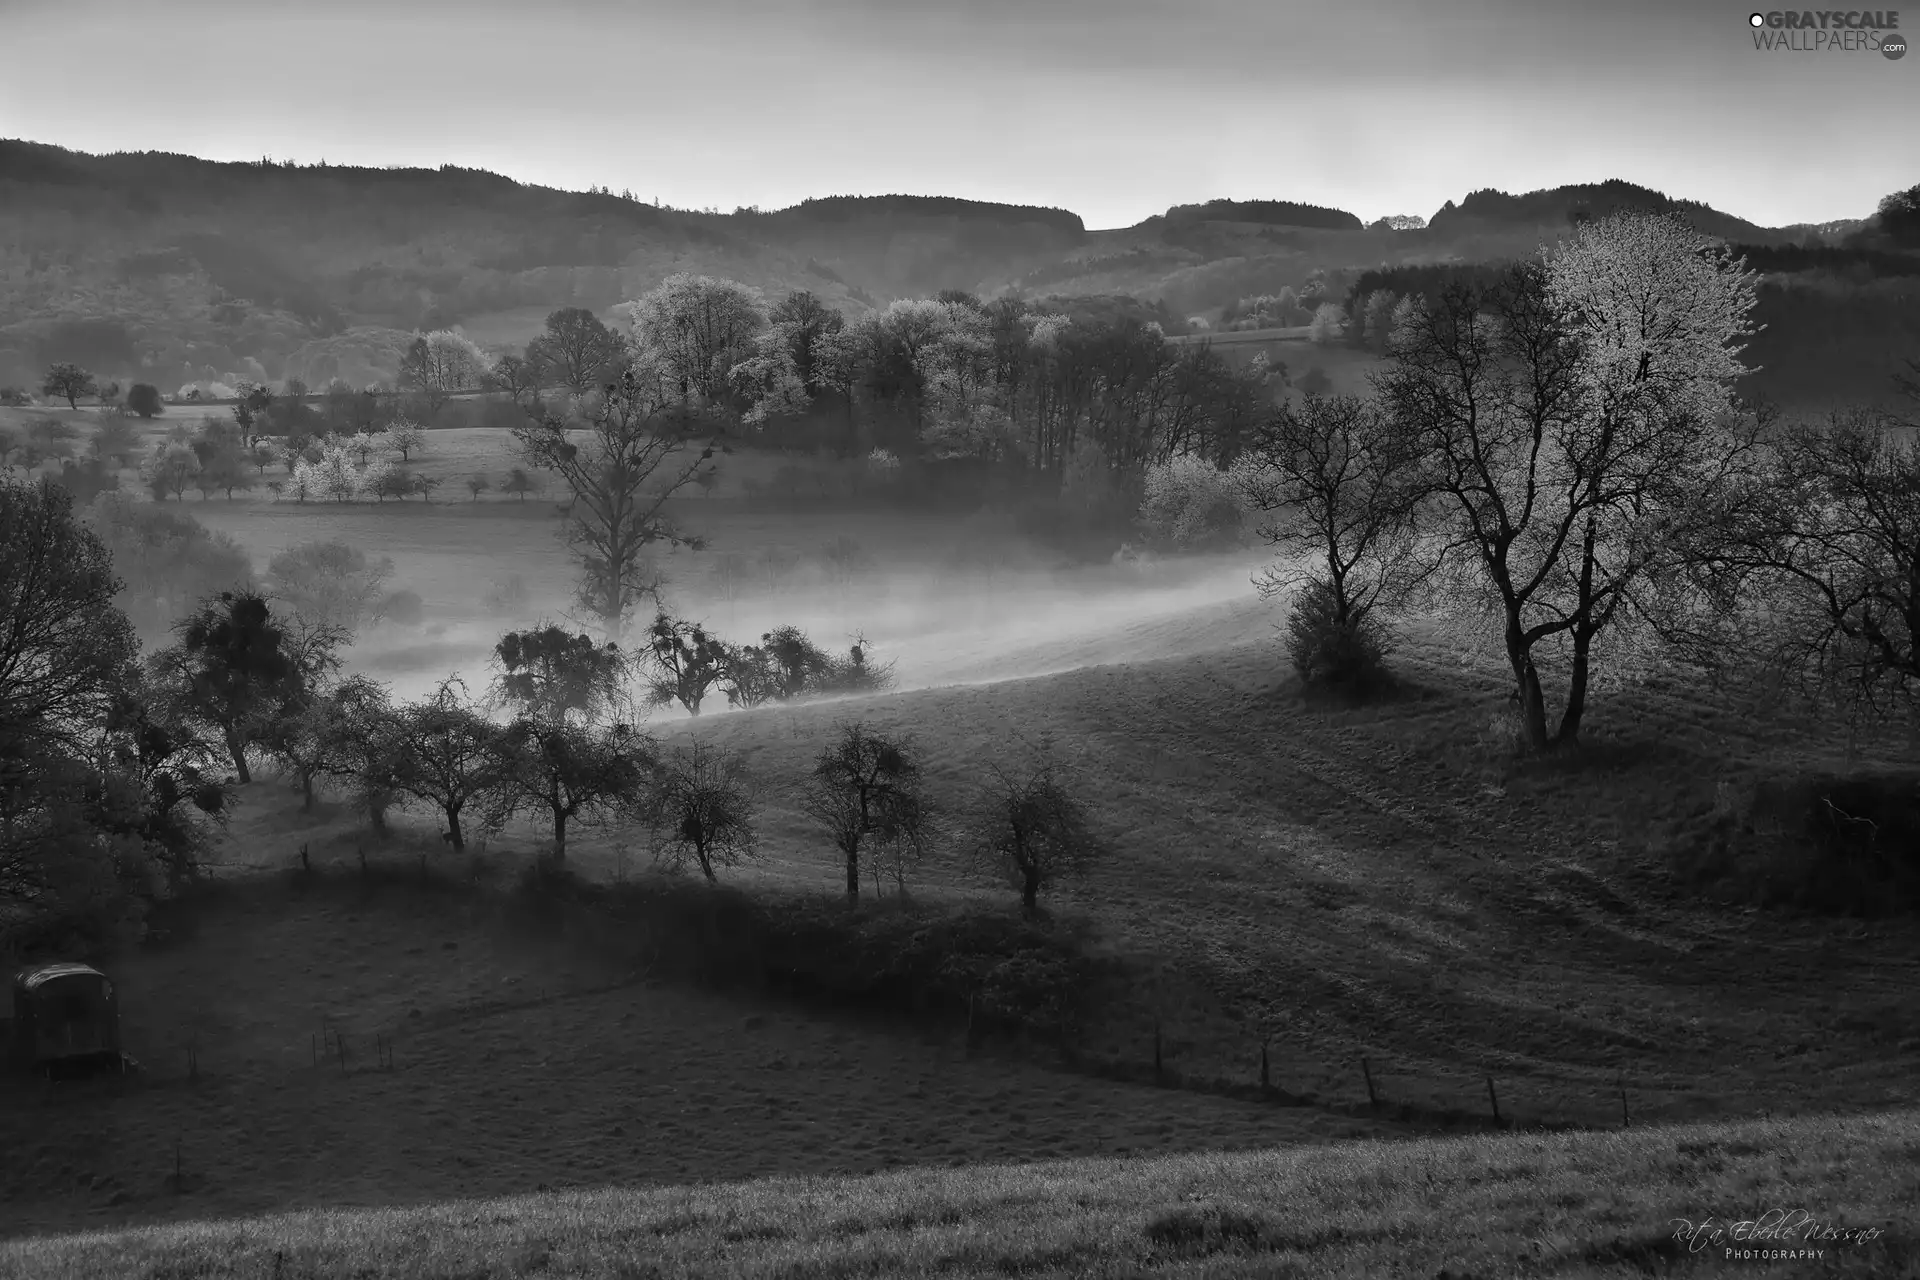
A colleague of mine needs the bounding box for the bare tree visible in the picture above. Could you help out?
[494,718,652,862]
[1663,405,1920,722]
[648,739,759,882]
[1238,393,1428,687]
[383,677,512,851]
[800,720,932,903]
[970,751,1104,913]
[512,367,723,638]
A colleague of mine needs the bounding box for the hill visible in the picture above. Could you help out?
[5,1108,1913,1277]
[2,142,1913,407]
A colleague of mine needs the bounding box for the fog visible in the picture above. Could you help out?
[348,545,1290,717]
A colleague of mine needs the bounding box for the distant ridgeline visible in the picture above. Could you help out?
[1426,180,1776,243]
[1155,199,1364,231]
[761,195,1087,236]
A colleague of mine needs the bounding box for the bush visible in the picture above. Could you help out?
[1137,453,1248,550]
[1672,772,1920,915]
[1283,575,1391,691]
[507,868,1109,1036]
[127,384,164,418]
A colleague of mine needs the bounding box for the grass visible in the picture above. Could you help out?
[3,1109,1914,1277]
[4,408,1919,1260]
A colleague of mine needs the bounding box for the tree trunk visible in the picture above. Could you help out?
[552,805,568,861]
[1505,619,1551,751]
[445,805,465,851]
[224,727,251,784]
[1558,626,1595,746]
[1022,870,1040,915]
[845,845,860,903]
[300,770,315,812]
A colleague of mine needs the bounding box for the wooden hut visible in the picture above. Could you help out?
[8,963,122,1077]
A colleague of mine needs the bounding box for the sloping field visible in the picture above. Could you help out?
[5,1109,1913,1278]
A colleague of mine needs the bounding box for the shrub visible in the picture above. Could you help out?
[1137,453,1248,550]
[126,383,164,418]
[1671,772,1920,915]
[1283,574,1391,691]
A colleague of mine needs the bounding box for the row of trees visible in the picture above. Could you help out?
[1238,209,1920,750]
[0,482,1090,953]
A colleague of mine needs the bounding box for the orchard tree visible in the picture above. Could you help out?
[494,718,652,861]
[1379,211,1761,749]
[147,590,338,783]
[493,624,629,726]
[263,672,384,811]
[800,720,932,903]
[385,677,512,851]
[647,739,758,882]
[501,466,539,501]
[639,613,729,715]
[512,365,722,637]
[266,538,395,631]
[970,752,1104,914]
[42,364,96,410]
[384,418,427,461]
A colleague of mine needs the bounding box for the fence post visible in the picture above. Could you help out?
[1153,1024,1164,1086]
[1620,1084,1630,1129]
[1486,1075,1501,1126]
[1259,1041,1271,1095]
[1361,1056,1378,1108]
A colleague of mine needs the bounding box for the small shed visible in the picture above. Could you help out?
[9,963,122,1076]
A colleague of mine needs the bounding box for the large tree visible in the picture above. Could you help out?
[512,367,721,638]
[397,330,489,422]
[1378,211,1761,749]
[529,308,627,397]
[626,273,767,411]
[147,591,338,783]
[0,478,138,752]
[41,363,96,411]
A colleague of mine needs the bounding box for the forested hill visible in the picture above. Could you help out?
[0,139,1908,403]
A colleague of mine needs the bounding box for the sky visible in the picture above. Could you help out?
[0,0,1912,229]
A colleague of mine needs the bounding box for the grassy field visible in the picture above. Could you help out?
[2,407,1918,1263]
[4,1109,1913,1278]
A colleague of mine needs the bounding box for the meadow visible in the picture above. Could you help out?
[4,1109,1913,1278]
[0,406,1916,1264]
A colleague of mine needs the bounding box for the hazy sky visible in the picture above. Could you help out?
[1,0,1911,228]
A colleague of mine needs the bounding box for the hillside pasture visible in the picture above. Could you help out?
[6,1108,1914,1278]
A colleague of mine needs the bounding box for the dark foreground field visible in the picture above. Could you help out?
[3,1109,1914,1279]
[2,619,1917,1250]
